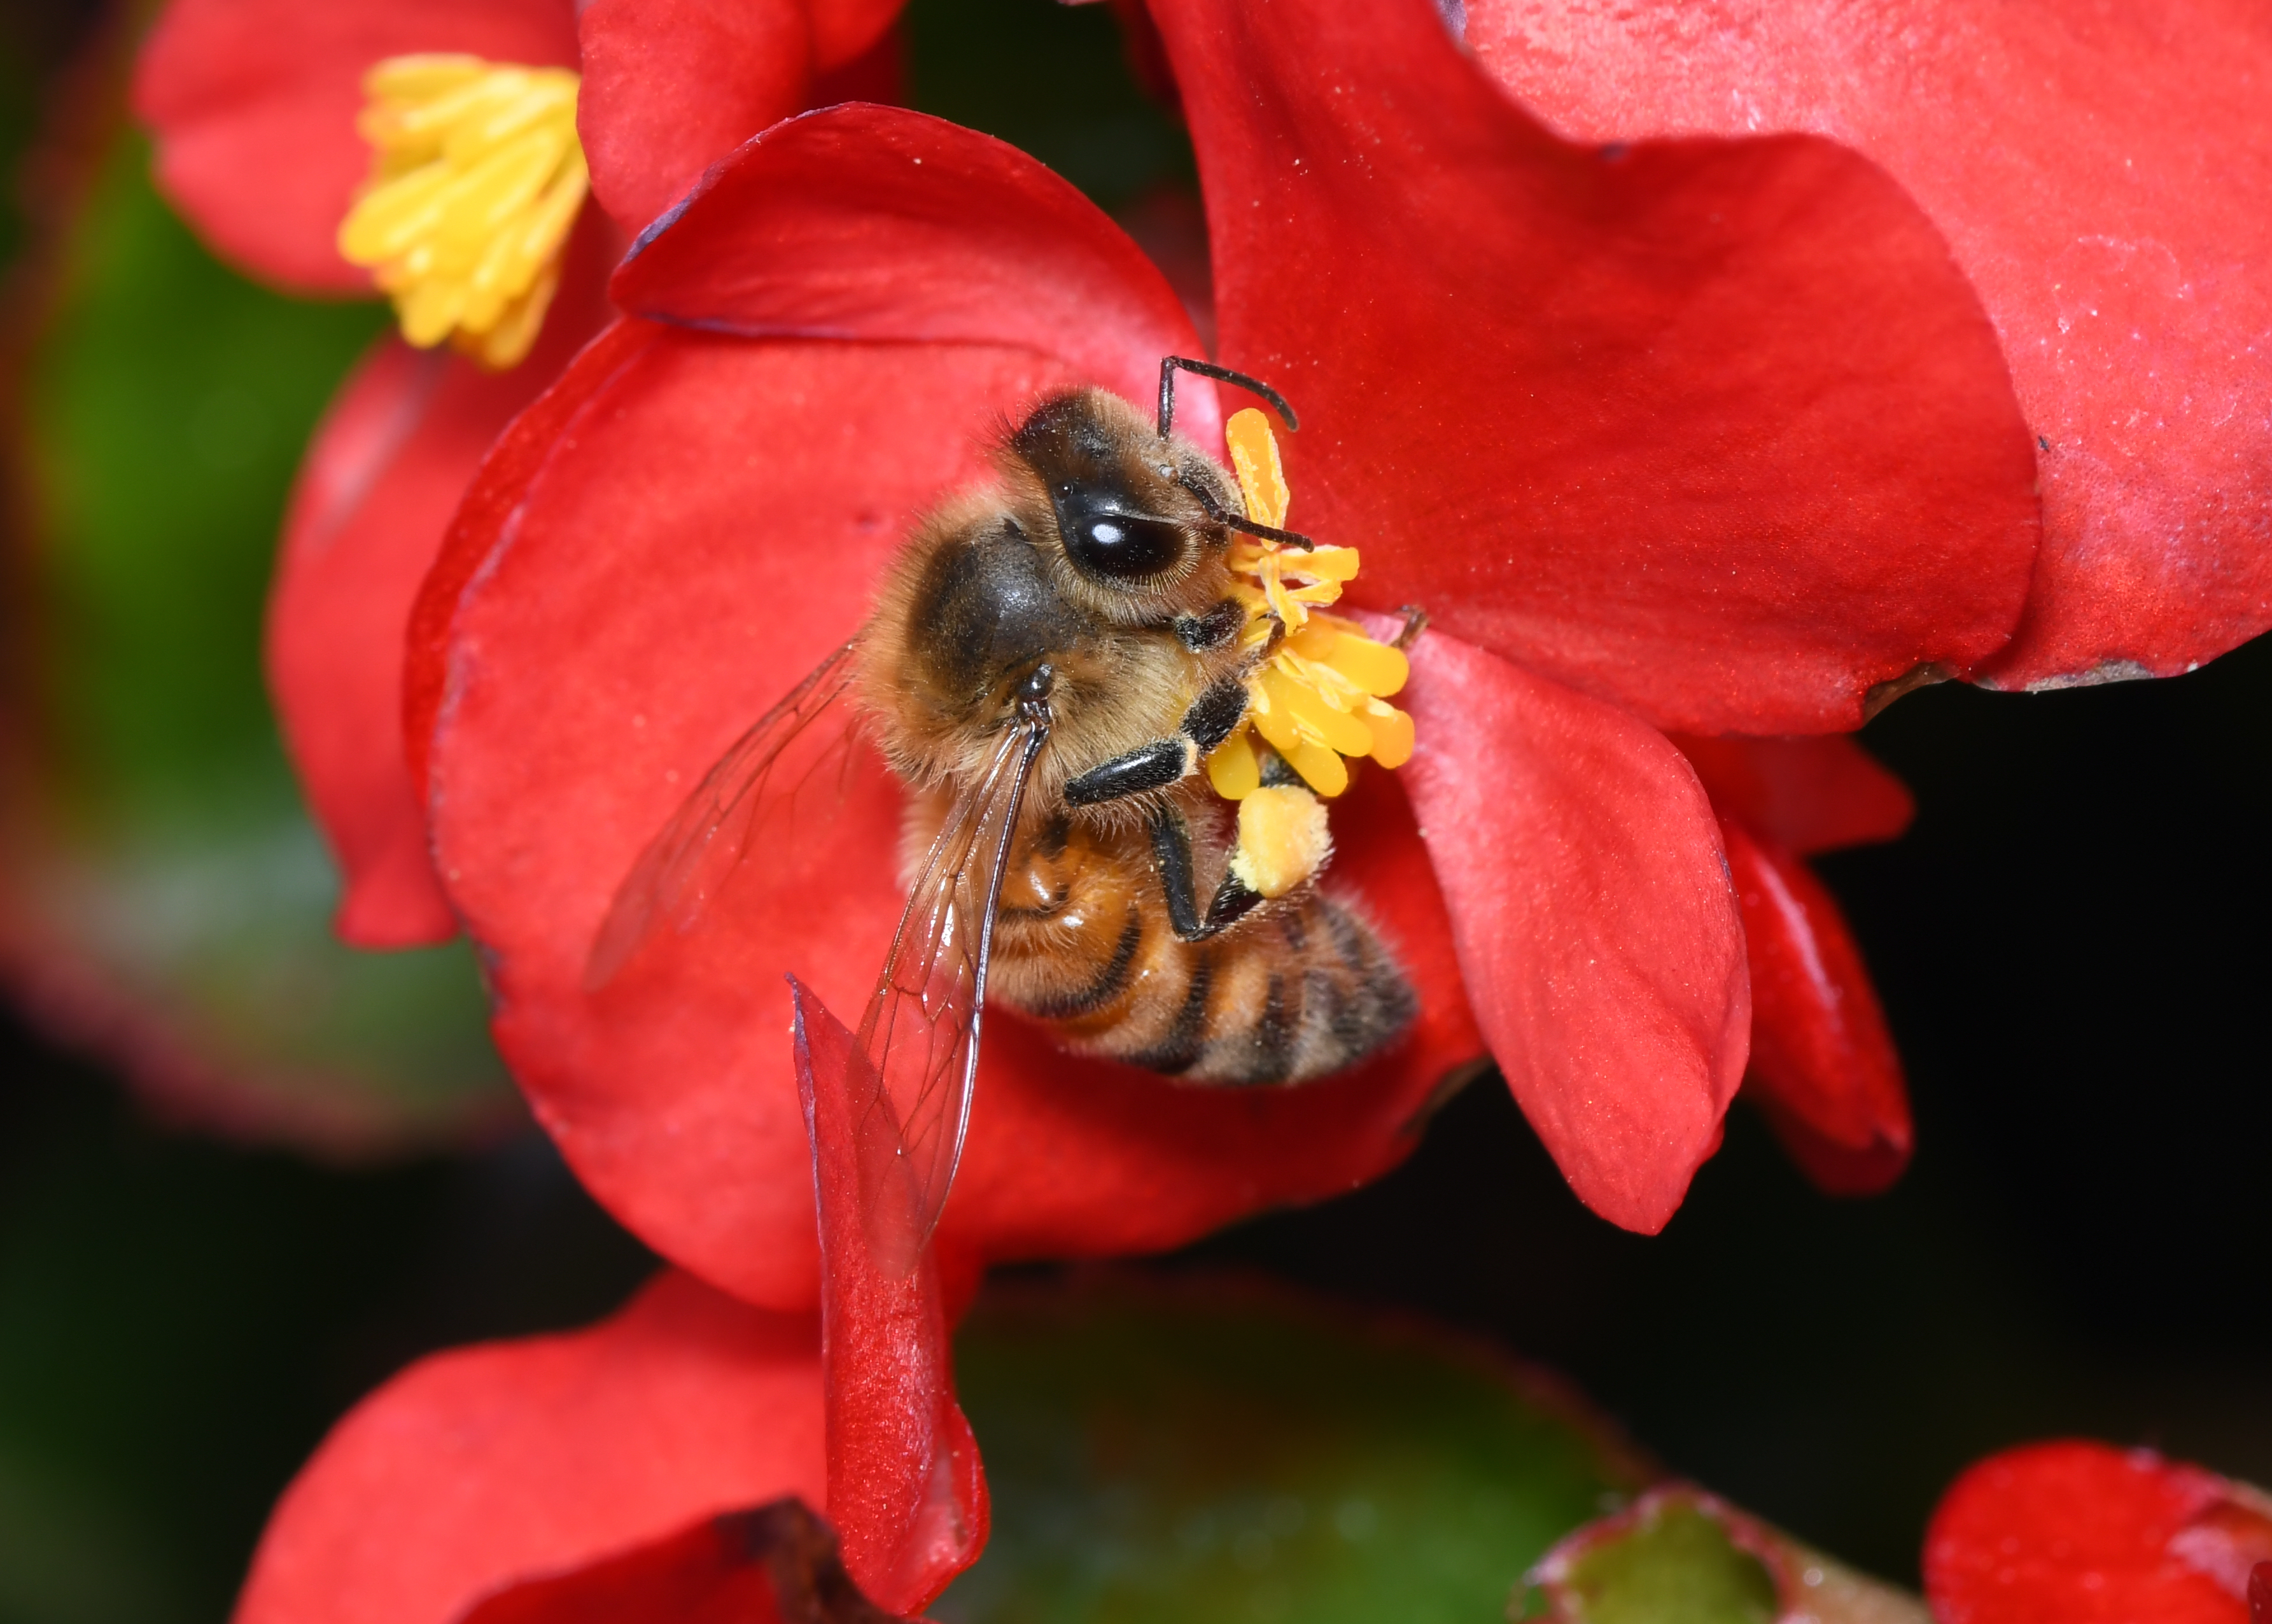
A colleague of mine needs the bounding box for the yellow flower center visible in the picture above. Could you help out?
[337,55,589,370]
[1204,408,1415,803]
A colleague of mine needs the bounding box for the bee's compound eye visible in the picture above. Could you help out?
[1067,510,1186,579]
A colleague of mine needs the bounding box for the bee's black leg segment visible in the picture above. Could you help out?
[1146,804,1210,940]
[1148,804,1265,942]
[1174,599,1247,653]
[1158,357,1301,438]
[1065,737,1198,808]
[1203,870,1265,934]
[1178,476,1316,551]
[1179,676,1249,753]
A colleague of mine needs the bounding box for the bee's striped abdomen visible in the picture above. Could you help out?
[988,813,1414,1084]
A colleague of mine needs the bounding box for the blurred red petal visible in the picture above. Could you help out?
[793,986,986,1613]
[272,221,611,948]
[235,1270,822,1624]
[1462,0,2272,689]
[459,1499,901,1624]
[1392,625,1749,1233]
[1672,734,1914,857]
[134,0,577,291]
[577,0,811,232]
[612,104,1212,445]
[1926,1442,2258,1624]
[1718,818,1911,1196]
[417,327,1480,1308]
[1154,0,2038,736]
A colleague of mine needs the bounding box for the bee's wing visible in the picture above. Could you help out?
[586,640,862,990]
[852,711,1049,1273]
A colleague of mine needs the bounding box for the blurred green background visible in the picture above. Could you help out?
[0,1,2266,1621]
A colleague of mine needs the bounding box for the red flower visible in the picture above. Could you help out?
[407,0,2048,1314]
[230,1271,827,1624]
[1457,0,2272,691]
[132,0,902,944]
[1925,1441,2272,1624]
[227,1017,979,1624]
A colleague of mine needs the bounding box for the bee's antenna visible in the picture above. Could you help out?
[1179,475,1316,551]
[1158,356,1300,439]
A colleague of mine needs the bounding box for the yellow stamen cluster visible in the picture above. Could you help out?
[1205,409,1415,802]
[338,55,588,370]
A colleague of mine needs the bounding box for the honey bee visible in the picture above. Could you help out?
[589,358,1416,1254]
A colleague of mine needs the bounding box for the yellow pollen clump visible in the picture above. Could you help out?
[337,55,589,370]
[1229,785,1333,899]
[1204,408,1415,803]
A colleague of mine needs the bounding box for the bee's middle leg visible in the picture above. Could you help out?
[1062,676,1248,808]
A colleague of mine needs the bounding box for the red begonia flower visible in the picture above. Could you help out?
[134,0,904,946]
[1925,1441,2272,1624]
[1459,0,2272,690]
[232,1270,826,1624]
[230,993,982,1624]
[410,0,2037,1306]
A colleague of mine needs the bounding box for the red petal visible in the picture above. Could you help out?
[577,0,812,232]
[272,221,612,948]
[1671,734,1912,857]
[416,327,1480,1307]
[1718,818,1910,1196]
[234,1270,823,1624]
[459,1500,902,1624]
[1392,626,1749,1233]
[1153,0,2039,736]
[133,0,577,292]
[610,104,1212,445]
[1926,1442,2252,1624]
[792,985,986,1614]
[1462,0,2272,690]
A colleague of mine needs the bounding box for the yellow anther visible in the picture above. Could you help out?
[338,54,587,370]
[1203,408,1415,799]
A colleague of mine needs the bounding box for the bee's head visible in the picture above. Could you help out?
[1006,388,1244,605]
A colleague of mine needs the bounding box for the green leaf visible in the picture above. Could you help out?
[6,126,510,1147]
[938,1278,1651,1624]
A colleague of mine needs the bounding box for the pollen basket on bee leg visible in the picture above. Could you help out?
[337,54,589,370]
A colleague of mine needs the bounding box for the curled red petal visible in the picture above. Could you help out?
[1391,625,1749,1233]
[460,1499,902,1624]
[793,983,986,1614]
[133,0,577,291]
[1926,1442,2259,1624]
[1672,734,1913,857]
[417,328,1480,1307]
[273,221,611,947]
[234,1270,822,1624]
[1718,817,1910,1196]
[1154,0,2038,736]
[610,104,1213,445]
[1463,0,2272,690]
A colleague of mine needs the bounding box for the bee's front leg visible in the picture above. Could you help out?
[1060,676,1249,808]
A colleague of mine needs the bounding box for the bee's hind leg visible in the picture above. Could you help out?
[1146,804,1265,942]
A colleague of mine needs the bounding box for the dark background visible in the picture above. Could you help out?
[1,0,2266,1618]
